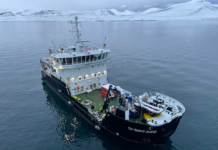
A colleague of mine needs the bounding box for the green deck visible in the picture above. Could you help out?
[78,90,119,112]
[77,90,145,124]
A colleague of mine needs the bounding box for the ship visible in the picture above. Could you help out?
[40,16,185,146]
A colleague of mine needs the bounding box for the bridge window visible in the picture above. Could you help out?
[86,56,90,62]
[104,52,108,58]
[60,58,66,65]
[66,58,72,65]
[82,56,85,63]
[54,58,59,64]
[78,57,81,63]
[73,57,77,64]
[90,55,94,61]
[98,54,102,60]
[94,55,97,61]
[102,53,105,59]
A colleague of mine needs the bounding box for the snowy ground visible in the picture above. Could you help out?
[1,0,218,21]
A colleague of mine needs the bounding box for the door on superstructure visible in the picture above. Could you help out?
[81,86,84,92]
[90,85,93,89]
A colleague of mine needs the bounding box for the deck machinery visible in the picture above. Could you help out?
[40,16,185,146]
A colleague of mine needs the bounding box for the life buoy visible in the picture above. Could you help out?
[82,100,92,106]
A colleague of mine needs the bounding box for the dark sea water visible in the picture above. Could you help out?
[0,21,218,150]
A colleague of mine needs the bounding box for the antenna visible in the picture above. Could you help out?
[103,36,106,49]
[52,39,56,53]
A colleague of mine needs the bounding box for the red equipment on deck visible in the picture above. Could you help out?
[101,84,117,98]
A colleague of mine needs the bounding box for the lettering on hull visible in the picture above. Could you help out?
[128,127,157,134]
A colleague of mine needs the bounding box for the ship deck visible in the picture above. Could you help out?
[77,90,181,125]
[78,90,119,112]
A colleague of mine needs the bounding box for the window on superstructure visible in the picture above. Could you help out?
[90,55,94,61]
[98,54,102,60]
[82,56,85,63]
[78,57,81,63]
[60,58,66,65]
[73,57,77,64]
[55,58,59,64]
[66,58,72,65]
[105,52,108,58]
[94,55,97,61]
[102,53,105,59]
[86,56,90,62]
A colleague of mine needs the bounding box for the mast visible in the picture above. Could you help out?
[75,16,81,42]
[68,16,82,42]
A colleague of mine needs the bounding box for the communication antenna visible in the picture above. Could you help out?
[103,36,106,49]
[52,39,56,53]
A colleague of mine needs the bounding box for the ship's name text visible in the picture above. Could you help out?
[128,127,157,134]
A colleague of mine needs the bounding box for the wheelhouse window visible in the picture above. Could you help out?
[94,55,97,61]
[60,58,66,65]
[90,55,94,61]
[102,53,105,59]
[82,56,85,63]
[98,54,102,60]
[73,57,77,64]
[86,55,90,62]
[78,57,81,63]
[66,58,72,65]
[105,52,108,58]
[54,58,59,64]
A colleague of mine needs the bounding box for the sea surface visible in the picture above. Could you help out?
[0,21,218,150]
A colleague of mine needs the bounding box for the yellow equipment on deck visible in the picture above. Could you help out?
[144,113,162,120]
